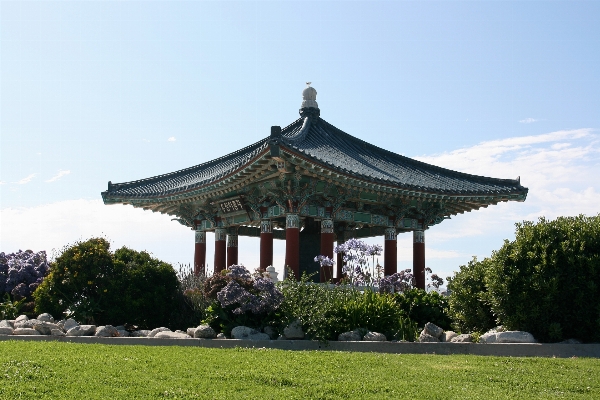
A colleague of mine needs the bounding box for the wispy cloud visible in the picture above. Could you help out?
[519,118,537,123]
[46,170,71,183]
[0,181,5,185]
[412,128,600,276]
[168,137,176,142]
[16,174,36,185]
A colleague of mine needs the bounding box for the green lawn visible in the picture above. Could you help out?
[0,341,598,399]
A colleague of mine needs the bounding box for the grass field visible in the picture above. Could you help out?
[0,341,598,399]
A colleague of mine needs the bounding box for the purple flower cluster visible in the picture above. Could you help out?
[314,255,335,267]
[378,269,415,294]
[217,265,283,315]
[226,264,252,281]
[0,250,49,299]
[333,238,383,286]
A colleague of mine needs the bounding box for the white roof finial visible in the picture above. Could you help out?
[301,83,318,109]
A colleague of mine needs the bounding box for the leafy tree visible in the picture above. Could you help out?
[485,215,600,342]
[33,238,180,329]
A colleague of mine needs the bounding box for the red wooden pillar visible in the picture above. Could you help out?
[320,218,334,282]
[260,220,273,271]
[413,223,426,290]
[214,228,227,275]
[384,228,398,276]
[285,214,300,280]
[194,230,206,276]
[226,233,238,267]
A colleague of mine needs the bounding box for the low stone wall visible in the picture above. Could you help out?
[2,335,599,358]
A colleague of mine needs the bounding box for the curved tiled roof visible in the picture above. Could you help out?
[102,112,527,201]
[104,137,269,198]
[280,115,526,196]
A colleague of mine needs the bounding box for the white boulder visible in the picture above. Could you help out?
[441,331,458,342]
[283,320,305,340]
[155,331,192,339]
[423,322,444,339]
[33,322,60,335]
[66,325,96,336]
[417,332,440,342]
[95,325,119,337]
[148,327,171,337]
[231,326,270,340]
[194,325,217,339]
[37,313,54,323]
[450,334,473,343]
[15,315,29,323]
[15,319,40,329]
[480,331,536,344]
[13,328,41,335]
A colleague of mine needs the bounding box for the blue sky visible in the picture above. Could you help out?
[1,1,599,281]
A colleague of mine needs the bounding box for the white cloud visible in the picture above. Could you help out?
[0,199,287,277]
[413,128,600,278]
[45,170,71,183]
[0,181,5,185]
[519,118,537,123]
[16,174,36,184]
[168,137,176,142]
[1,199,190,261]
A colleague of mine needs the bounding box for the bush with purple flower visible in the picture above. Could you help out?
[378,269,415,294]
[0,250,49,301]
[204,264,283,335]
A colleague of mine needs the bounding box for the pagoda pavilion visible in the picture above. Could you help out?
[101,85,528,288]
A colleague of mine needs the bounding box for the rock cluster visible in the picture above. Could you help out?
[416,323,540,344]
[337,329,387,342]
[3,314,563,344]
[0,315,214,339]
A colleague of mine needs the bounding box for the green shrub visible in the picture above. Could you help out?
[394,288,452,331]
[485,215,600,342]
[0,293,26,320]
[446,257,496,334]
[112,247,180,329]
[343,289,403,337]
[278,274,357,341]
[33,238,180,329]
[278,273,412,341]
